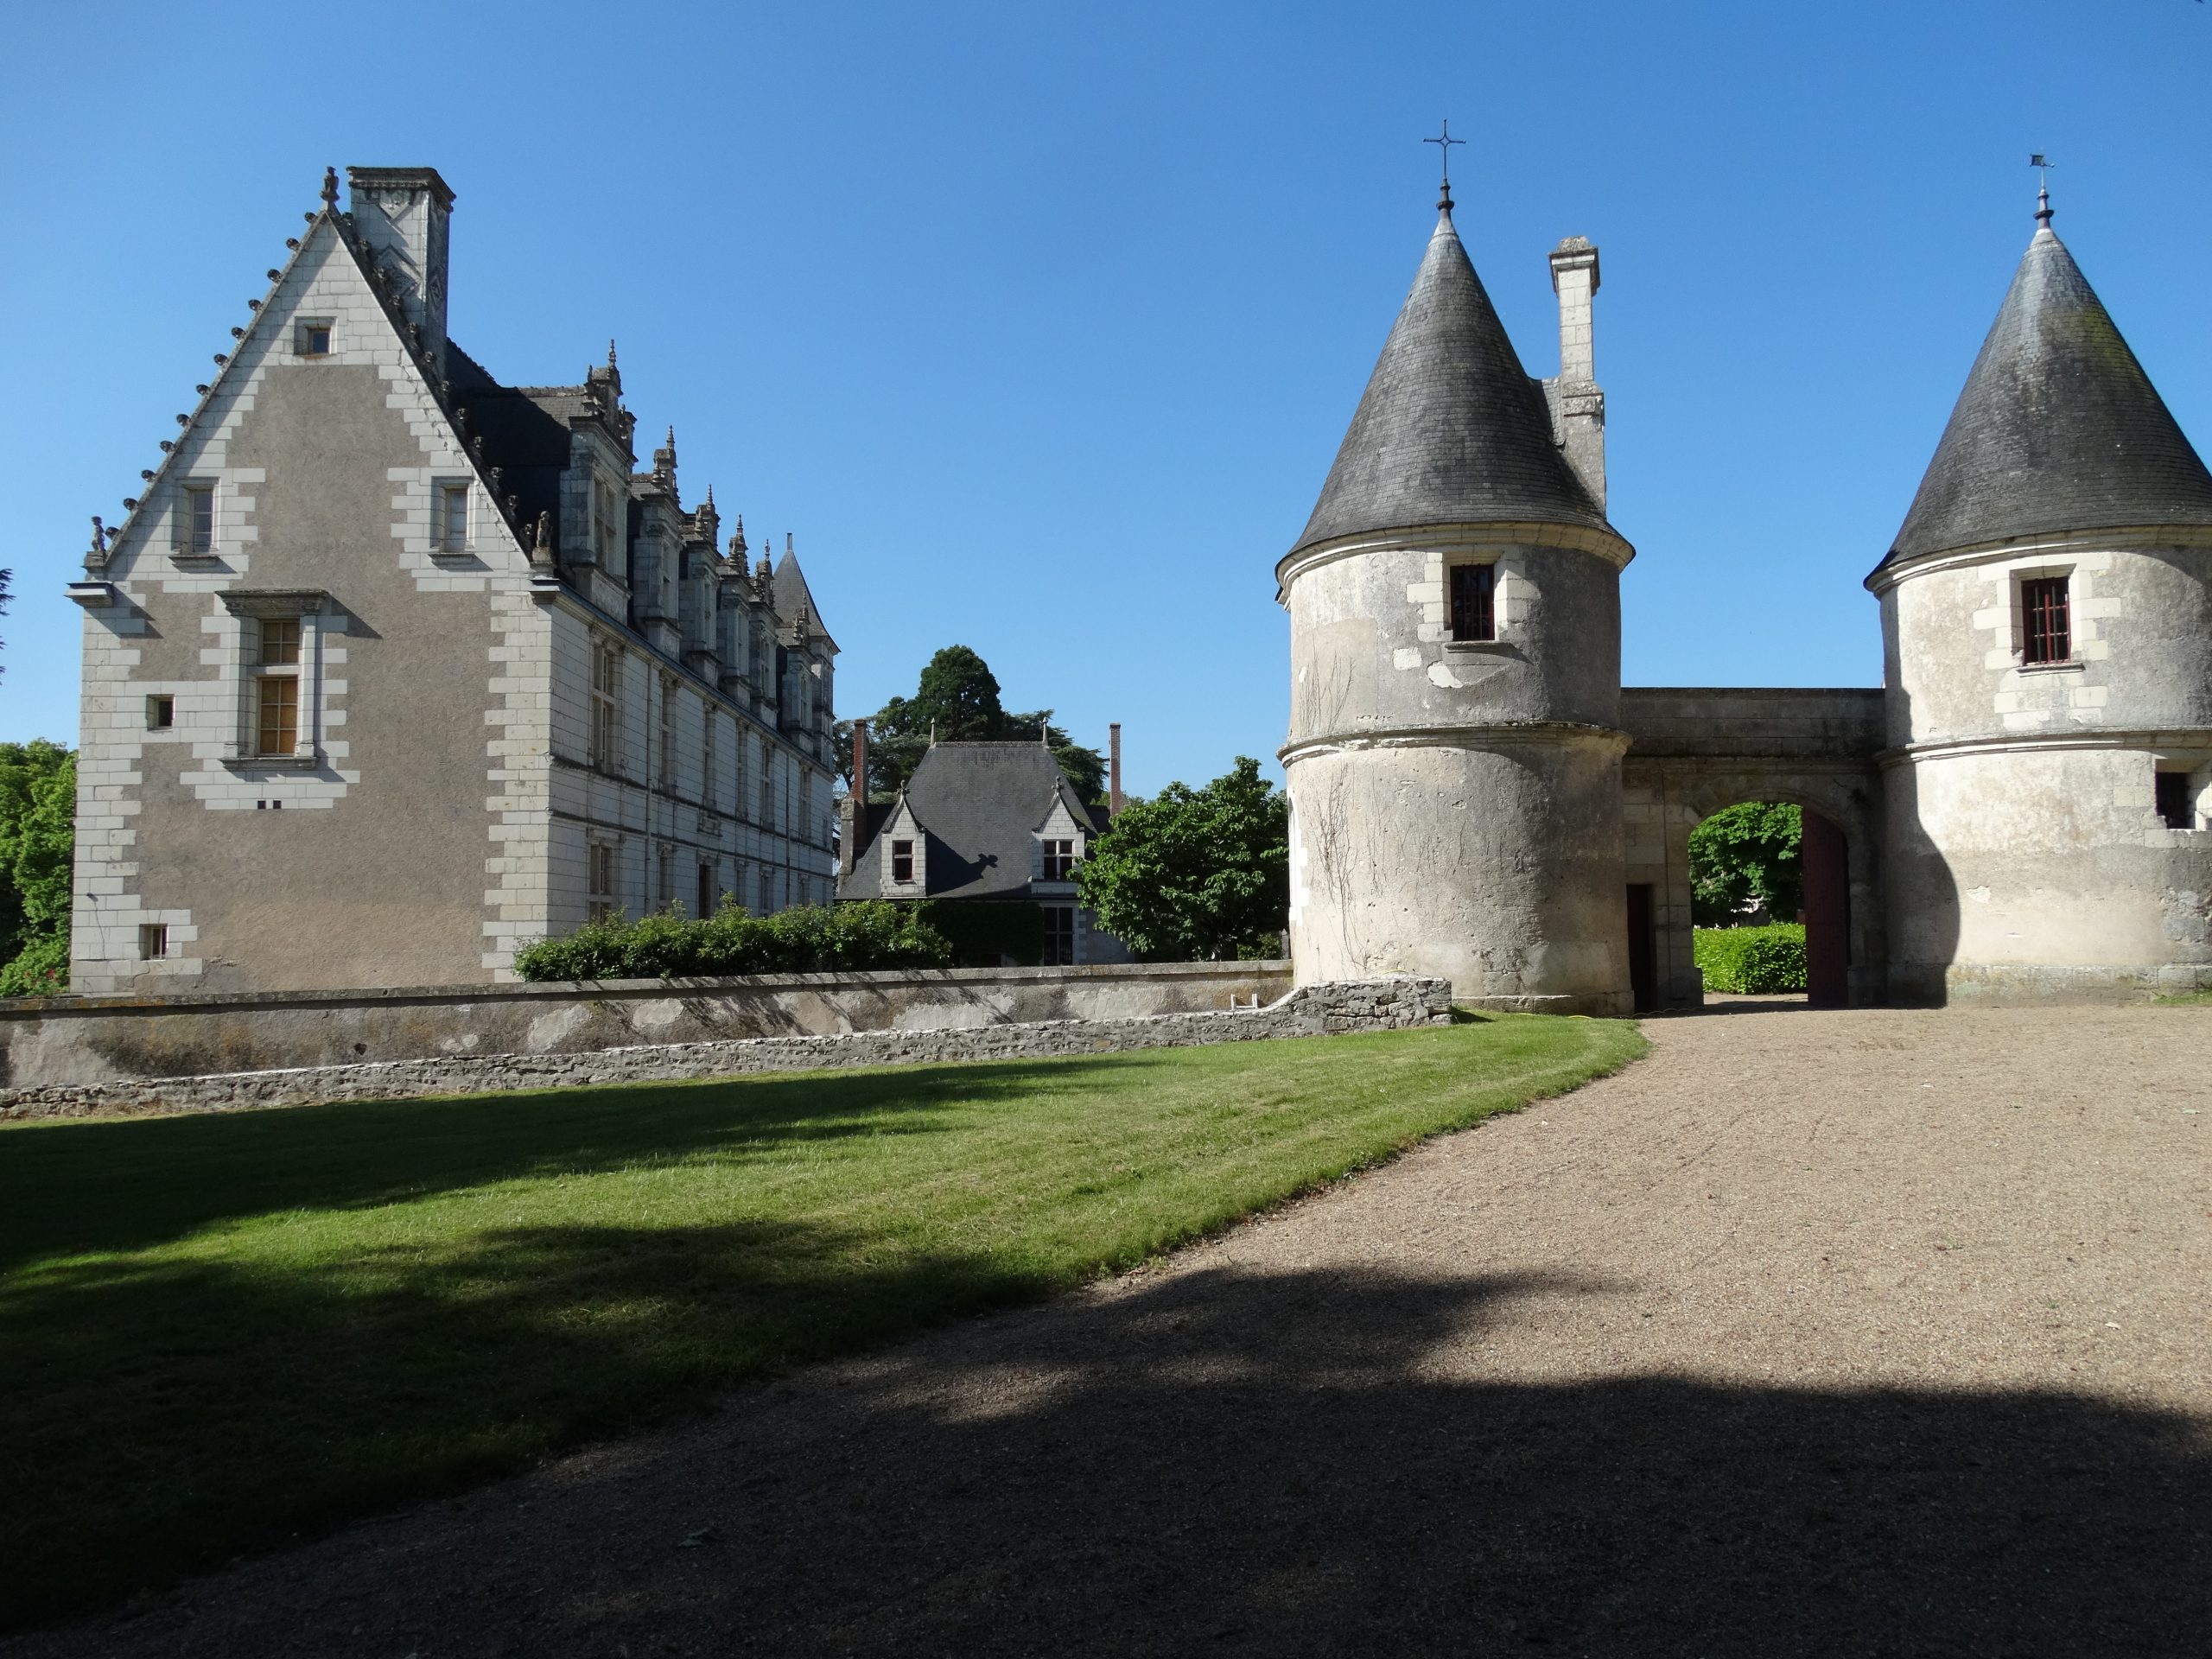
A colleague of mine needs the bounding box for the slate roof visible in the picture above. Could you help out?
[772,547,836,651]
[1290,202,1618,556]
[842,743,1106,902]
[1881,221,2212,569]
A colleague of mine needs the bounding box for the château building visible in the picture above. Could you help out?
[67,166,841,994]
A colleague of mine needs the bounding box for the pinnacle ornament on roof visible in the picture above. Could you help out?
[321,167,339,211]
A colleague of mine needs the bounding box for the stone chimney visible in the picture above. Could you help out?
[1546,236,1605,512]
[1109,722,1124,817]
[346,167,454,377]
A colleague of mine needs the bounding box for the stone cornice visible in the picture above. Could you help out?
[1280,720,1630,766]
[1879,727,2212,767]
[1275,519,1635,600]
[1865,524,2212,596]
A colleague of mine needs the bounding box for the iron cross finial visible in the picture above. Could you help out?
[1425,120,1465,212]
[2030,153,2055,226]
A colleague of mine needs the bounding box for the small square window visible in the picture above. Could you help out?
[297,320,334,357]
[2021,575,2071,665]
[437,483,469,553]
[1449,563,1497,642]
[181,483,214,556]
[146,695,175,730]
[139,923,168,961]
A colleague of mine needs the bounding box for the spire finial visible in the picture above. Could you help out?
[1425,119,1465,214]
[2031,153,2055,228]
[321,167,340,211]
[607,339,618,368]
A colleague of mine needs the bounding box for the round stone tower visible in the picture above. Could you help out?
[1872,189,2212,1001]
[1279,183,1635,1014]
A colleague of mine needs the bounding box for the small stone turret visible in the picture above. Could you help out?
[1280,186,1635,1014]
[1871,194,2212,1002]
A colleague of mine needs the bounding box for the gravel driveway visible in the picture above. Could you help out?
[14,1003,2210,1657]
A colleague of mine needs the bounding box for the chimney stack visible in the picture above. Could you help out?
[345,167,455,378]
[842,718,869,877]
[1546,236,1606,512]
[1109,722,1124,817]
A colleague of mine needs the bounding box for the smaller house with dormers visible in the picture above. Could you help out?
[838,742,1129,965]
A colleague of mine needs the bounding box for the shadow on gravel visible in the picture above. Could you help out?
[34,1264,2210,1659]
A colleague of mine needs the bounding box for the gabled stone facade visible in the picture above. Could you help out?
[67,166,840,994]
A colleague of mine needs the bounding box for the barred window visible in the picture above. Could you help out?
[2022,576,2070,665]
[1449,563,1496,642]
[181,483,215,555]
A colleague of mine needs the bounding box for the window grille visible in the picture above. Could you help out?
[2022,576,2070,664]
[1449,563,1496,642]
[139,923,168,961]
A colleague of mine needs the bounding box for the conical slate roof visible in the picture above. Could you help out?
[1291,202,1614,556]
[1883,220,2212,567]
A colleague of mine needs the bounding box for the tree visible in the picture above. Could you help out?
[0,741,74,994]
[842,645,1106,803]
[1076,756,1287,961]
[1688,801,1802,926]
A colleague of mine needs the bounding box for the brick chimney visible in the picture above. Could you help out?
[346,167,454,377]
[1109,722,1124,817]
[841,718,869,877]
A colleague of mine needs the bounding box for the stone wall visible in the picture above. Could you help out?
[0,960,1298,1090]
[0,976,1451,1122]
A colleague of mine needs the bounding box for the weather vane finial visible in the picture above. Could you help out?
[1425,119,1465,213]
[2030,153,2055,227]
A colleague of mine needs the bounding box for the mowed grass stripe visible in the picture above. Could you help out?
[0,1015,1643,1629]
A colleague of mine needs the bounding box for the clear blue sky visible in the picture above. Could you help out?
[3,1,2208,794]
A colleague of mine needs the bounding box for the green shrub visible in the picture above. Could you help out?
[0,932,68,998]
[1694,923,1808,995]
[922,900,1046,967]
[512,900,952,983]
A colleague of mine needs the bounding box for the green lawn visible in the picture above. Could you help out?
[0,1017,1643,1628]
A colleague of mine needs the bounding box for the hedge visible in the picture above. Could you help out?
[1693,923,1808,995]
[512,900,952,982]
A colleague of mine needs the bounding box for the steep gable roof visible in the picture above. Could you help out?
[91,181,530,580]
[1290,200,1618,557]
[1881,219,2212,569]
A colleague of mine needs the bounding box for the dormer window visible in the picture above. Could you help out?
[1041,837,1077,880]
[296,319,334,358]
[891,839,915,884]
[1449,563,1496,643]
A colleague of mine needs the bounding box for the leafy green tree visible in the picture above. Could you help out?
[1688,801,1802,926]
[841,645,1106,803]
[1076,756,1287,961]
[0,741,75,994]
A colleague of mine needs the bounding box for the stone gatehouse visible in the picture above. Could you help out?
[1282,175,2211,1010]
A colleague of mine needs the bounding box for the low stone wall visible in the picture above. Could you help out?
[0,960,1296,1090]
[0,978,1452,1122]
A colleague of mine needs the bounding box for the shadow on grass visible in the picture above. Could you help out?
[0,1052,1201,1273]
[18,1262,2212,1656]
[0,1214,1048,1629]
